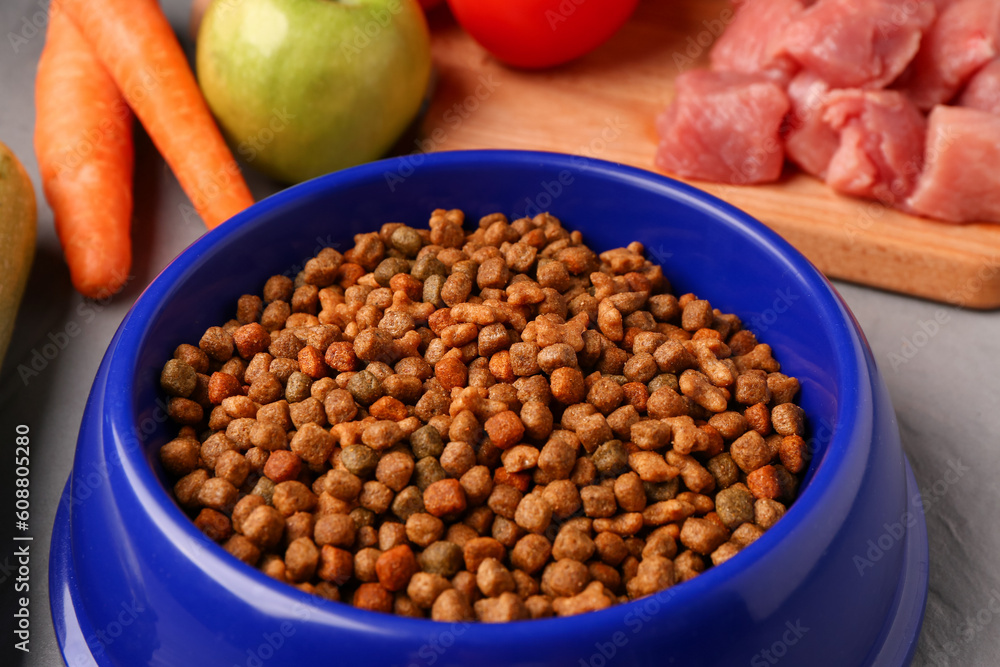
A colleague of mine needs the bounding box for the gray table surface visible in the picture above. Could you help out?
[1,1,998,665]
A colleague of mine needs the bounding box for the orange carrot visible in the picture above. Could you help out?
[35,6,133,299]
[59,0,254,229]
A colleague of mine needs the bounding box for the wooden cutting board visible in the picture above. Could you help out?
[418,1,1000,309]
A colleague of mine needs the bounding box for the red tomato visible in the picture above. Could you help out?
[446,0,639,69]
[419,0,445,10]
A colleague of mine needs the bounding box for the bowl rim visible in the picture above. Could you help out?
[99,149,866,636]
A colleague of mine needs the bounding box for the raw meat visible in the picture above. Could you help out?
[709,0,806,84]
[782,0,936,89]
[822,90,926,203]
[656,70,790,184]
[957,58,1000,113]
[784,71,839,178]
[907,105,1000,222]
[894,0,1000,110]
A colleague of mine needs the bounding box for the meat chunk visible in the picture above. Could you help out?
[822,90,927,203]
[784,72,839,178]
[906,105,1000,222]
[895,0,1000,110]
[710,0,806,84]
[957,58,1000,113]
[782,0,936,89]
[656,70,790,185]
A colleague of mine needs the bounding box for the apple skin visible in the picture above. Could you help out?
[197,0,432,184]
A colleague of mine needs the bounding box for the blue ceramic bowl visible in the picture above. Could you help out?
[51,150,928,666]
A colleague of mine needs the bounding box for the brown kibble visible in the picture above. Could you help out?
[242,505,285,550]
[290,423,335,466]
[771,403,805,436]
[754,498,786,529]
[541,559,590,598]
[514,493,552,534]
[628,451,679,483]
[476,592,530,622]
[223,534,261,566]
[730,430,774,473]
[680,517,730,555]
[463,536,506,574]
[314,513,357,548]
[432,589,475,622]
[194,508,232,542]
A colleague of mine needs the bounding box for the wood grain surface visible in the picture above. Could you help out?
[418,1,1000,309]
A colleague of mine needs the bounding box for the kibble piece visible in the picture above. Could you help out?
[314,513,357,548]
[432,589,475,622]
[626,556,674,599]
[290,423,335,466]
[424,479,467,518]
[679,517,730,555]
[730,430,773,473]
[354,582,394,613]
[408,572,452,609]
[552,528,596,562]
[747,465,797,502]
[541,559,590,598]
[714,484,756,529]
[580,485,617,518]
[223,534,262,566]
[511,534,552,574]
[476,592,530,622]
[514,493,553,534]
[771,403,805,436]
[463,536,507,574]
[418,541,465,577]
[273,480,317,516]
[375,544,418,592]
[477,557,517,597]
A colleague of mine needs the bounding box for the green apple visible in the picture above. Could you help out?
[197,0,432,183]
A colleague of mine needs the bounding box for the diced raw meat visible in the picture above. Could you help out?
[821,90,927,203]
[957,58,1000,113]
[710,0,806,84]
[784,72,839,178]
[894,0,1000,110]
[655,70,790,184]
[781,0,936,89]
[907,105,1000,222]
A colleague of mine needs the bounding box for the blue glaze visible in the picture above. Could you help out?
[50,150,928,666]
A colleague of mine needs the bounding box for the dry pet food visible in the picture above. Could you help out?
[158,208,809,622]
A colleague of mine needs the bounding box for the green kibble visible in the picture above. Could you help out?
[423,273,446,308]
[411,254,447,281]
[347,370,383,406]
[648,373,679,393]
[417,540,464,577]
[391,485,425,521]
[285,371,312,404]
[592,440,628,476]
[350,506,376,529]
[413,457,447,491]
[251,477,276,504]
[410,425,445,459]
[643,478,680,502]
[374,257,411,287]
[391,226,424,258]
[160,359,197,397]
[341,444,379,478]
